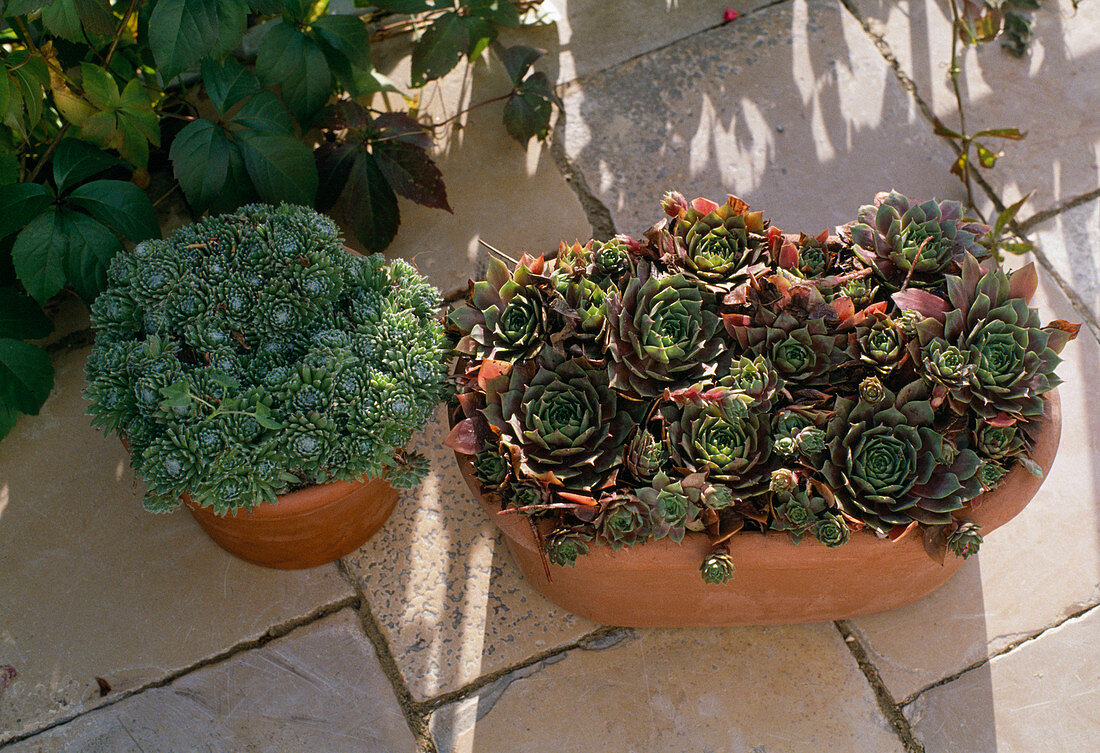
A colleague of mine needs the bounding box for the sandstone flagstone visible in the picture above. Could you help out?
[850,0,1100,221]
[4,610,416,753]
[429,623,905,753]
[0,348,354,743]
[561,0,962,237]
[905,606,1100,753]
[846,265,1100,701]
[342,408,598,701]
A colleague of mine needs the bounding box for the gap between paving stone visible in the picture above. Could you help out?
[834,620,926,753]
[333,557,626,753]
[0,595,359,749]
[894,598,1100,710]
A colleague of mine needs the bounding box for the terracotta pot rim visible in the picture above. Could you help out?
[184,474,383,521]
[457,390,1061,560]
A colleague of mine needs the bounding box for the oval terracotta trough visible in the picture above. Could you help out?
[454,392,1061,627]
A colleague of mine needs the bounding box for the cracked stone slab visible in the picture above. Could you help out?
[334,34,590,294]
[847,267,1100,702]
[561,0,962,238]
[1026,197,1100,331]
[429,623,905,753]
[0,348,354,743]
[850,0,1100,221]
[500,0,777,85]
[5,609,417,753]
[905,606,1100,753]
[342,408,598,701]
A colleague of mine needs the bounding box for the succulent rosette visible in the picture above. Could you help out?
[912,255,1073,420]
[974,422,1026,460]
[823,381,983,532]
[623,424,668,482]
[603,262,726,397]
[846,191,991,289]
[717,355,786,410]
[546,525,594,567]
[948,521,983,559]
[451,255,551,363]
[913,337,977,411]
[660,192,770,294]
[851,312,906,375]
[482,353,632,490]
[728,310,846,387]
[662,392,772,494]
[596,492,652,549]
[699,546,736,584]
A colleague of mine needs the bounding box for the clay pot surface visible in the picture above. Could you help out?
[184,476,399,569]
[455,392,1061,627]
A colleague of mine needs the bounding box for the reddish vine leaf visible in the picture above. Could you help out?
[373,140,452,212]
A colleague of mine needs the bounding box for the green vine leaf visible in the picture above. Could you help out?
[369,1,439,12]
[169,119,234,214]
[231,90,297,135]
[11,208,121,303]
[148,0,250,82]
[311,14,373,91]
[0,183,53,240]
[78,69,161,168]
[503,70,558,145]
[465,0,520,28]
[0,0,49,18]
[0,336,53,418]
[410,12,468,86]
[500,44,543,86]
[347,152,399,253]
[52,139,120,194]
[201,56,261,114]
[236,130,318,206]
[42,0,115,43]
[3,51,49,138]
[0,287,54,340]
[67,180,160,241]
[256,21,332,125]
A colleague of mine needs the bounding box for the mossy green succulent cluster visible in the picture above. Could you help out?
[85,204,448,514]
[450,191,1077,582]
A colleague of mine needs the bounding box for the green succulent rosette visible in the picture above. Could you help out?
[663,193,770,294]
[482,353,632,491]
[603,263,726,398]
[847,191,991,289]
[851,312,906,375]
[912,255,1071,420]
[451,255,551,363]
[728,310,846,387]
[948,521,983,559]
[699,547,736,585]
[814,512,851,548]
[596,492,652,549]
[822,380,983,532]
[545,525,594,567]
[912,337,978,411]
[662,391,772,494]
[623,425,668,483]
[717,355,786,411]
[974,422,1026,460]
[473,445,509,487]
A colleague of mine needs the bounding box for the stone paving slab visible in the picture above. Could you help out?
[429,623,905,753]
[1026,196,1100,330]
[4,609,417,753]
[343,408,598,702]
[851,0,1100,221]
[905,605,1100,753]
[0,349,354,743]
[561,0,963,237]
[846,266,1100,702]
[502,0,775,86]
[339,34,591,293]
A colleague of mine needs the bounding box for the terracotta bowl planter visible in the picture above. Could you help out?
[454,392,1060,627]
[184,476,399,569]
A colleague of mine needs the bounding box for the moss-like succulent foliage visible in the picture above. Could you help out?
[86,204,448,514]
[450,190,1076,577]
